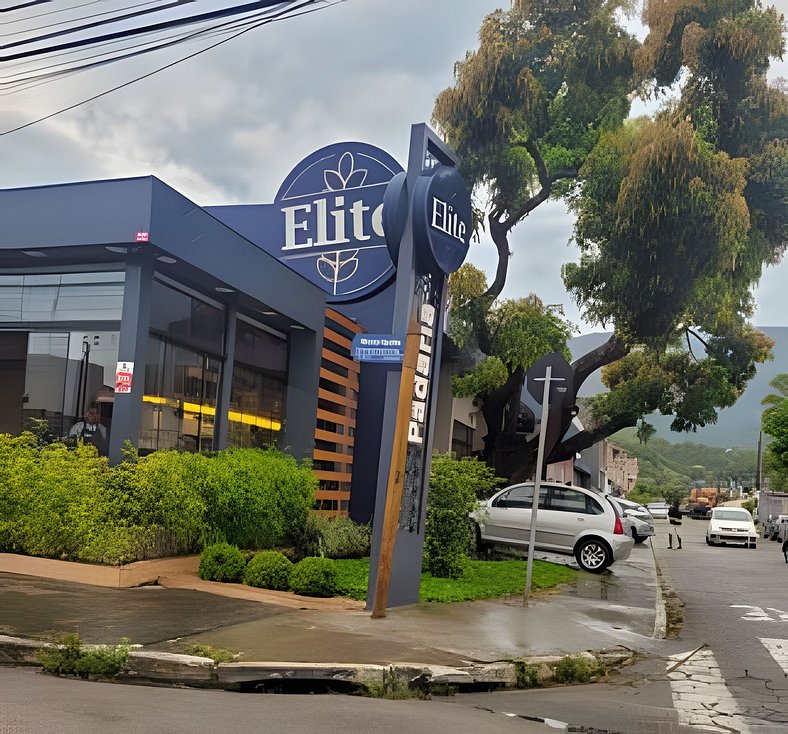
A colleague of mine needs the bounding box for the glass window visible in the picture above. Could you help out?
[140,335,220,453]
[496,484,549,509]
[545,487,589,513]
[227,319,287,450]
[149,280,224,354]
[0,272,124,323]
[0,330,119,450]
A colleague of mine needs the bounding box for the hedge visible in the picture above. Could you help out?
[0,432,316,565]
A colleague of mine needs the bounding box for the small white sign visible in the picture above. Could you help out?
[115,361,134,394]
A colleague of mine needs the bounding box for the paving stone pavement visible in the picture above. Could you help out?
[666,647,788,734]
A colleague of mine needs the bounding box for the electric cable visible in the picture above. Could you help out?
[1,0,338,136]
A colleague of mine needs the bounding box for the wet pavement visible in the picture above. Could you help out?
[0,541,661,666]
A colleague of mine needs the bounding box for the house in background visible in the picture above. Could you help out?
[581,440,639,495]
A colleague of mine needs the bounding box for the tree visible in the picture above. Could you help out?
[434,0,785,481]
[448,269,574,471]
[762,374,788,488]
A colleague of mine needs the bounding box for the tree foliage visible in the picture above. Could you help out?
[433,0,784,480]
[762,374,788,486]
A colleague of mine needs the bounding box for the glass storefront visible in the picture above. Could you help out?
[1,273,291,457]
[0,273,123,451]
[227,317,287,449]
[141,280,225,453]
[141,336,221,452]
[0,272,124,323]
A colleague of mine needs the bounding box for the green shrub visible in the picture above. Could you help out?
[114,450,208,555]
[552,655,602,684]
[424,454,505,578]
[198,542,247,582]
[320,515,371,559]
[290,512,325,560]
[243,550,293,590]
[36,633,129,680]
[199,449,317,550]
[289,557,338,597]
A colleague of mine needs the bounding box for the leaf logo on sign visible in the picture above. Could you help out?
[317,251,360,294]
[323,152,367,191]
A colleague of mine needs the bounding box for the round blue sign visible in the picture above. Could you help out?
[274,142,404,303]
[412,165,471,275]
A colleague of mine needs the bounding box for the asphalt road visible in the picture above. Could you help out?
[653,517,788,732]
[0,666,562,734]
[455,520,788,734]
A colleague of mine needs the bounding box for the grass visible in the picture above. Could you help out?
[334,558,577,603]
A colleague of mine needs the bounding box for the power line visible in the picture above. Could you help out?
[1,0,339,136]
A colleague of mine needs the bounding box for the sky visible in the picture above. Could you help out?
[2,0,786,334]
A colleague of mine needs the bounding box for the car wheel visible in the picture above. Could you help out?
[631,528,641,544]
[574,538,611,573]
[749,542,756,549]
[706,537,712,546]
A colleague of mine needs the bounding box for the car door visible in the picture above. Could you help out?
[541,486,605,552]
[482,484,545,546]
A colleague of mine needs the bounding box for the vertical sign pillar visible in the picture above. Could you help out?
[368,124,472,614]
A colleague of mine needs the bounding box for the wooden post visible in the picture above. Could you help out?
[370,317,422,619]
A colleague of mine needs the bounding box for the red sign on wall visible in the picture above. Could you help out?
[115,362,134,394]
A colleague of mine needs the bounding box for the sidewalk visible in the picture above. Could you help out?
[0,541,664,688]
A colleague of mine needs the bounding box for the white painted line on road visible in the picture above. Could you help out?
[666,648,751,733]
[731,604,782,622]
[759,638,788,675]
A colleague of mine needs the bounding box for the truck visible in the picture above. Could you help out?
[757,490,788,540]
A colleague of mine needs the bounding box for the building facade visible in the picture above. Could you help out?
[0,177,325,464]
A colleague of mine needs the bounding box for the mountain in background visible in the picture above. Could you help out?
[568,326,787,449]
[610,427,757,487]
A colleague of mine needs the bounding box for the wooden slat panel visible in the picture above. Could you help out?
[316,408,351,425]
[313,449,352,464]
[321,349,357,372]
[325,308,365,333]
[323,327,352,350]
[314,428,354,446]
[313,470,353,482]
[318,388,357,409]
[319,368,359,390]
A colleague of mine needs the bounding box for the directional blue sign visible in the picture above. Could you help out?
[351,334,405,363]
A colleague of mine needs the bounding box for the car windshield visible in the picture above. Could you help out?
[713,509,752,521]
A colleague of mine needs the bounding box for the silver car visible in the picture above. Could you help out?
[609,497,654,544]
[472,482,634,573]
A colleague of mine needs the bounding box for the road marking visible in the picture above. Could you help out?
[759,638,788,675]
[730,604,788,622]
[666,648,751,733]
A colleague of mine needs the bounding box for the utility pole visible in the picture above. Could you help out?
[523,366,564,605]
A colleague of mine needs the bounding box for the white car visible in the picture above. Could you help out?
[706,507,757,548]
[609,497,654,544]
[646,502,670,520]
[472,482,634,573]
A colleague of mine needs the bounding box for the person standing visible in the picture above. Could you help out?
[68,405,108,456]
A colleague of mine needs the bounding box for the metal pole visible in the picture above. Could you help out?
[524,365,552,605]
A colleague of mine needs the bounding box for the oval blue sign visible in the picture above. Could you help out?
[274,142,404,303]
[412,165,471,275]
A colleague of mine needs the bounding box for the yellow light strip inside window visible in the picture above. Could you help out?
[143,395,281,431]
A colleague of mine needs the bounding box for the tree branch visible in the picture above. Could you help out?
[502,139,577,231]
[570,333,628,396]
[549,412,637,463]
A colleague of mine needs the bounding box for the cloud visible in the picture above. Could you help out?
[1,0,784,331]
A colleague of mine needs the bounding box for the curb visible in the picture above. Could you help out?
[0,634,635,693]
